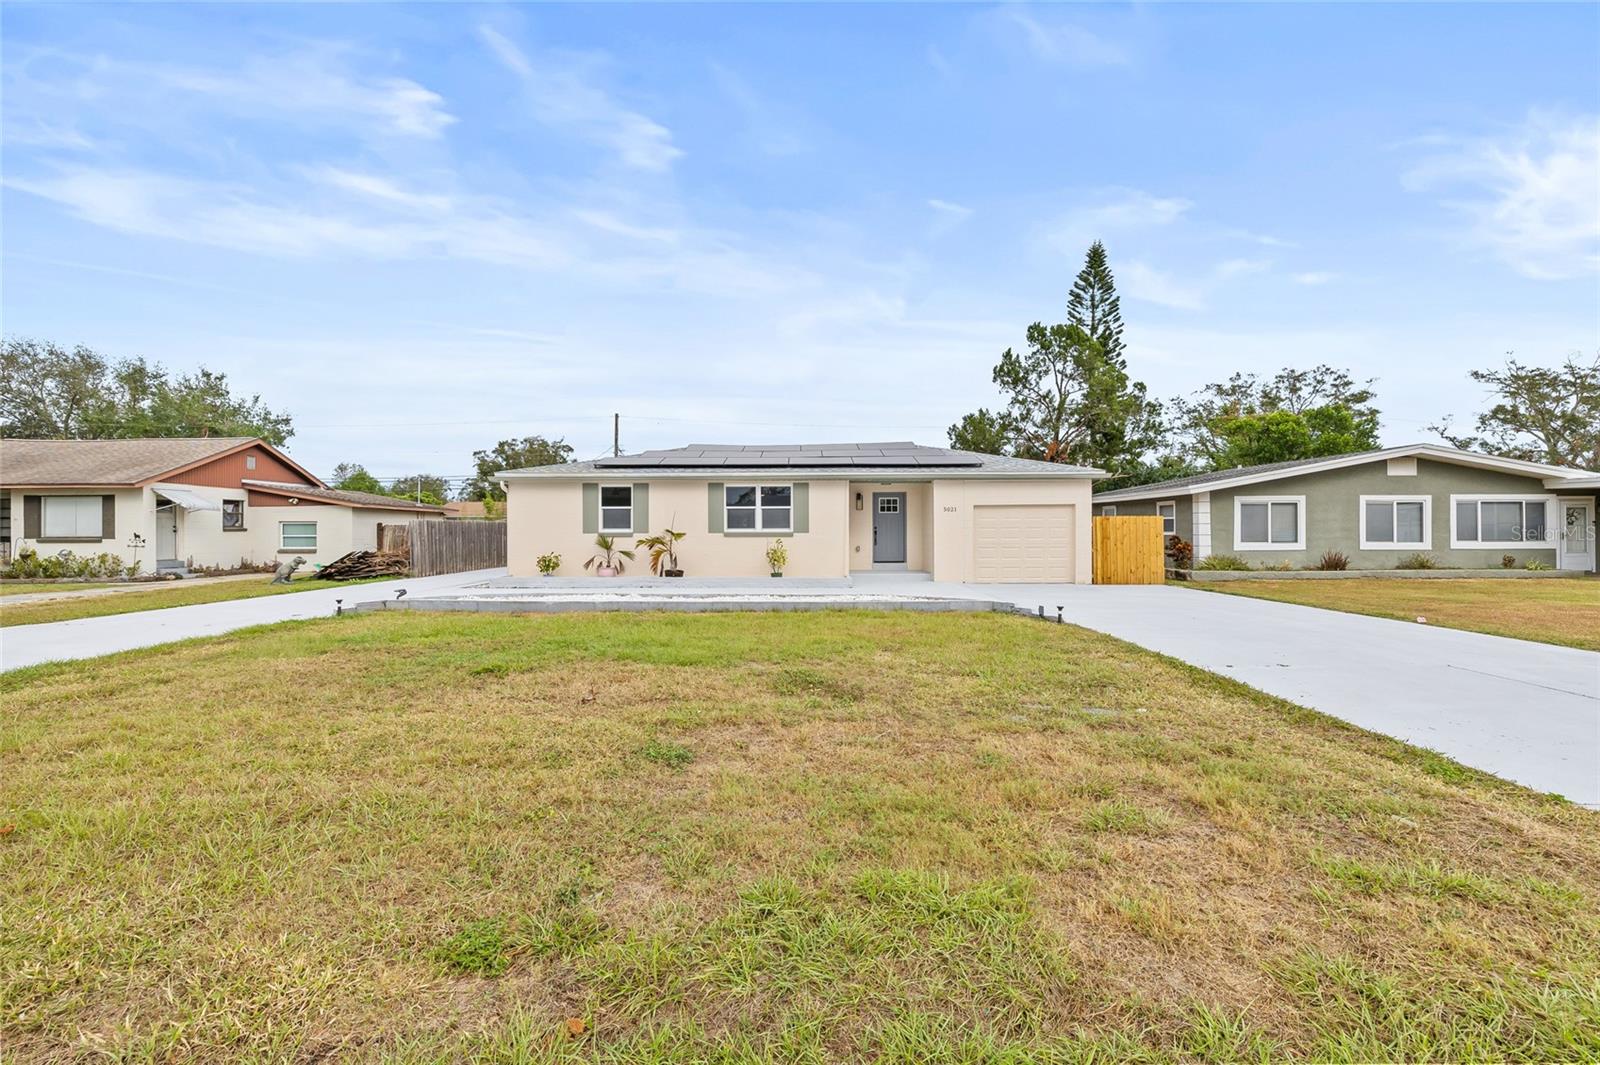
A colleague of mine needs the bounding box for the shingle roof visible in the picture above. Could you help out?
[1094,455,1342,500]
[242,480,450,512]
[1092,444,1599,502]
[505,442,1104,479]
[0,437,257,485]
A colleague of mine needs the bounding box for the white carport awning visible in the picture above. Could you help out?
[153,486,220,512]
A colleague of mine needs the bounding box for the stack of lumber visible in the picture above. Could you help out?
[314,550,409,580]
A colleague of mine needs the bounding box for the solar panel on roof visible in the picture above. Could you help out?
[592,442,982,468]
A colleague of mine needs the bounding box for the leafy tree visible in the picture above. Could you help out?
[1430,353,1599,469]
[0,340,113,437]
[946,408,1010,455]
[331,463,384,495]
[990,322,1163,476]
[949,242,1159,481]
[466,435,575,501]
[0,337,293,444]
[386,473,451,506]
[1167,365,1380,470]
[1066,240,1125,364]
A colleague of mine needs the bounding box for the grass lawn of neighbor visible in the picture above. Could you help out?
[3,611,1597,1062]
[0,572,392,627]
[1186,576,1600,652]
[0,582,119,597]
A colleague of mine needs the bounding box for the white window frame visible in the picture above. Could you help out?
[1359,495,1431,550]
[1233,495,1306,551]
[599,484,633,534]
[724,483,793,533]
[1449,494,1558,549]
[41,495,105,540]
[279,520,318,551]
[1156,500,1177,535]
[1100,505,1117,516]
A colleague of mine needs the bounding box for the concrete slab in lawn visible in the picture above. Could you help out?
[0,569,507,672]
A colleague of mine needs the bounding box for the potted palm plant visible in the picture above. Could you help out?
[583,534,634,577]
[765,538,788,578]
[638,527,687,577]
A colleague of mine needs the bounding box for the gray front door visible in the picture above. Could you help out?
[872,492,907,563]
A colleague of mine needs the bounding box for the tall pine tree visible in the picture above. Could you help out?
[1066,241,1125,365]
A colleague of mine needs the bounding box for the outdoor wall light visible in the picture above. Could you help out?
[855,492,863,511]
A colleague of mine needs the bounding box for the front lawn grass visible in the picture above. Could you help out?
[3,611,1597,1062]
[1186,576,1600,651]
[0,572,391,627]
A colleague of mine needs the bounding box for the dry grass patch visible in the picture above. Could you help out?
[1190,576,1600,651]
[3,611,1597,1062]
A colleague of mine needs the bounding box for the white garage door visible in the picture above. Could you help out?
[973,504,1074,582]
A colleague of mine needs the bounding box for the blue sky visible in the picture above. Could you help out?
[4,2,1596,482]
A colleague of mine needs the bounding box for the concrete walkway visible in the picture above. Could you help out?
[0,569,506,672]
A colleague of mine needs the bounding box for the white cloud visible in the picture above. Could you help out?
[13,48,457,140]
[1120,257,1271,311]
[6,167,566,265]
[1047,188,1192,251]
[1403,111,1600,280]
[927,198,973,220]
[1120,261,1206,311]
[710,63,810,156]
[992,7,1130,68]
[1292,271,1338,286]
[478,26,682,172]
[307,168,455,213]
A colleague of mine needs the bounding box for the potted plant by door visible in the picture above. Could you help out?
[638,527,687,577]
[583,534,634,577]
[536,551,562,577]
[765,538,788,578]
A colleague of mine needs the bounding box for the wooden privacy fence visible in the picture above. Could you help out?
[379,519,507,577]
[1092,515,1165,585]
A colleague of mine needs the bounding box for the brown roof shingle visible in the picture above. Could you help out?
[0,437,258,486]
[242,480,449,513]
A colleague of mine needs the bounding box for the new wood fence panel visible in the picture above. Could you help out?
[1092,516,1165,584]
[384,519,506,576]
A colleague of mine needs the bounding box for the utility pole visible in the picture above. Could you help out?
[613,413,621,457]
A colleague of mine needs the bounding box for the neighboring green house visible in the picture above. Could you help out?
[1092,444,1599,573]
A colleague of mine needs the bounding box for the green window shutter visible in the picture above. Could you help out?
[102,495,116,540]
[632,484,649,533]
[582,483,599,534]
[23,495,41,539]
[707,482,724,533]
[792,482,809,534]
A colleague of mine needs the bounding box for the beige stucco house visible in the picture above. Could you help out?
[500,442,1102,583]
[1,437,445,574]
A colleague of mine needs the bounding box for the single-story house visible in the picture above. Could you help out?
[1092,443,1598,573]
[500,442,1102,582]
[1,437,445,574]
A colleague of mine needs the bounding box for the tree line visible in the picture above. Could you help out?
[4,291,1596,503]
[946,242,1599,485]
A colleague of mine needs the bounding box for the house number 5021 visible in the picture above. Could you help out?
[942,506,959,513]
